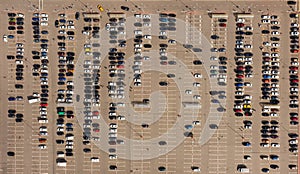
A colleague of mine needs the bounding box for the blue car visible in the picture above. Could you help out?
[235,83,244,87]
[263,75,271,79]
[41,52,47,56]
[66,123,73,128]
[8,97,16,101]
[159,18,168,22]
[8,35,14,39]
[243,142,251,147]
[59,19,66,23]
[59,77,66,81]
[32,17,39,21]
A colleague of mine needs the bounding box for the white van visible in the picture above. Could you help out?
[238,168,250,173]
[91,157,99,162]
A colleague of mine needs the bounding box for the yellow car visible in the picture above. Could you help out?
[97,4,104,12]
[84,47,91,52]
[243,104,251,109]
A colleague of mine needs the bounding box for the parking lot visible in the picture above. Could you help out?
[0,0,299,174]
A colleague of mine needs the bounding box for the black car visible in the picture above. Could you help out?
[7,55,15,60]
[270,37,280,41]
[56,139,64,144]
[7,151,15,156]
[15,84,23,89]
[41,30,48,34]
[55,20,59,27]
[8,26,16,30]
[193,60,202,65]
[109,165,117,170]
[121,6,130,11]
[159,81,168,86]
[288,0,296,5]
[75,12,80,20]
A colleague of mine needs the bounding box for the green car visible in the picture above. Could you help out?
[58,111,65,115]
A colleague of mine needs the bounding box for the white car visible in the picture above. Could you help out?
[193,82,201,87]
[260,143,269,147]
[235,91,244,95]
[244,44,252,48]
[244,82,252,87]
[168,39,176,44]
[16,60,23,64]
[39,144,47,149]
[263,42,271,46]
[16,43,24,47]
[194,73,202,78]
[234,105,242,109]
[40,81,48,85]
[39,126,47,131]
[134,30,142,35]
[193,95,201,99]
[3,35,8,42]
[237,18,245,23]
[210,65,218,69]
[57,127,64,132]
[67,25,75,29]
[271,53,279,57]
[117,116,125,120]
[110,123,118,128]
[41,22,48,26]
[291,62,299,66]
[144,35,152,39]
[270,113,278,117]
[261,15,270,19]
[291,31,299,36]
[271,143,280,147]
[271,20,279,25]
[271,92,279,96]
[245,26,253,30]
[65,145,73,149]
[17,13,24,17]
[193,121,200,125]
[41,13,48,17]
[262,19,270,23]
[291,23,299,27]
[271,31,280,35]
[41,17,48,21]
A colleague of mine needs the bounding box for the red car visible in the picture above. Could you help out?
[290,66,298,70]
[117,65,124,68]
[291,117,298,121]
[263,57,270,61]
[219,23,226,27]
[237,66,245,70]
[93,128,100,132]
[93,111,99,115]
[262,79,270,83]
[236,74,244,79]
[291,49,299,53]
[9,22,16,25]
[234,109,242,113]
[40,103,48,107]
[236,23,244,27]
[291,79,299,83]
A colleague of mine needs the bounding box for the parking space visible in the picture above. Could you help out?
[0,1,299,174]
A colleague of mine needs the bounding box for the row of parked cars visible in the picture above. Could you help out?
[287,13,299,171]
[56,14,76,104]
[55,13,77,166]
[31,13,51,150]
[233,17,254,117]
[81,15,102,164]
[6,13,27,158]
[107,16,126,171]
